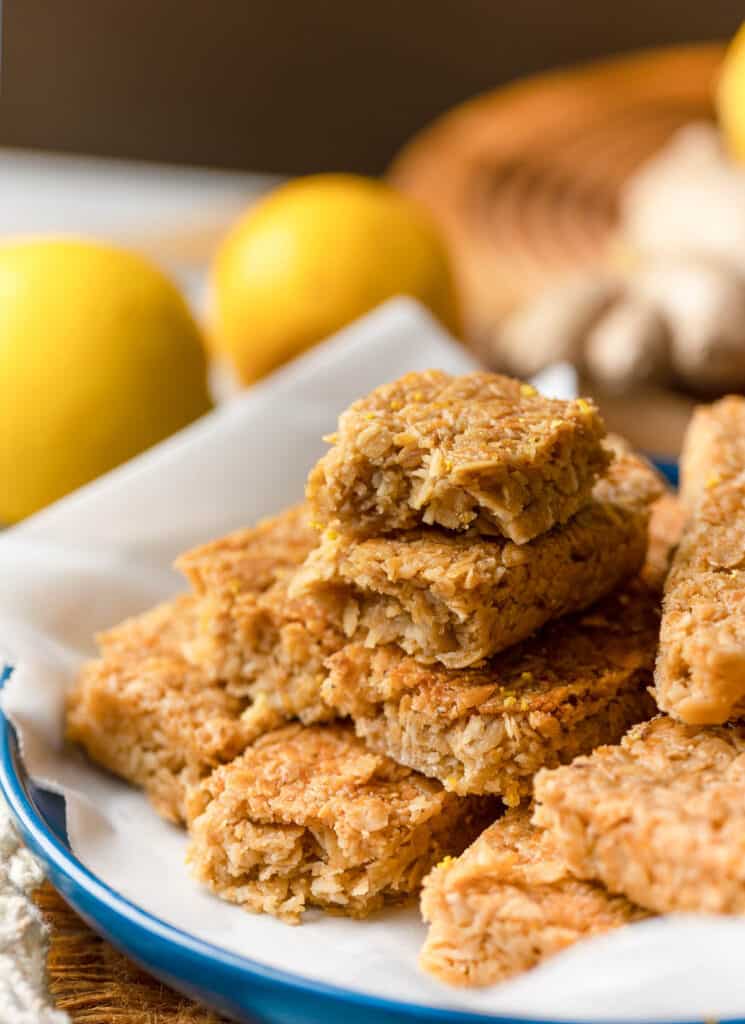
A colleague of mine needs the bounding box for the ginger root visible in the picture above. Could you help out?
[493,125,745,395]
[584,298,671,391]
[497,274,618,379]
[632,257,745,393]
[495,256,745,394]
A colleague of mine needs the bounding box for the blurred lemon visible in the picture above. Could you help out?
[718,22,745,161]
[210,174,461,383]
[0,238,212,522]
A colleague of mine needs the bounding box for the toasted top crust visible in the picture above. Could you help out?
[96,594,197,657]
[72,652,251,767]
[680,396,745,510]
[324,578,660,727]
[293,445,662,667]
[677,397,745,574]
[185,723,452,835]
[534,716,745,917]
[543,715,745,788]
[674,397,745,579]
[419,805,647,985]
[175,504,317,596]
[534,717,745,867]
[655,398,745,724]
[424,806,645,916]
[446,808,565,884]
[319,370,605,473]
[306,370,609,541]
[593,434,665,510]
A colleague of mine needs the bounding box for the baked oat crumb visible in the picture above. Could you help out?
[306,370,609,543]
[323,576,659,800]
[295,442,662,668]
[66,596,257,824]
[185,723,497,922]
[655,397,745,724]
[534,716,745,915]
[420,807,648,986]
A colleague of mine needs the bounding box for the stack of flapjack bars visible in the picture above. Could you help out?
[67,371,745,987]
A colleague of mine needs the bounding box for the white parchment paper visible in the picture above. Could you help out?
[2,299,744,1021]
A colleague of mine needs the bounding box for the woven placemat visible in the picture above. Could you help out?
[34,44,719,1023]
[34,884,225,1023]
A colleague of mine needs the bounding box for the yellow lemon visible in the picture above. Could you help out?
[718,22,745,162]
[210,174,461,383]
[0,238,212,522]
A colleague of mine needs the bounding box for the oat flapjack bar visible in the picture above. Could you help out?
[96,592,195,658]
[185,723,497,923]
[655,397,745,724]
[177,504,341,725]
[323,579,658,804]
[307,370,609,543]
[294,445,662,668]
[66,596,258,824]
[176,504,318,683]
[420,807,648,987]
[534,716,745,915]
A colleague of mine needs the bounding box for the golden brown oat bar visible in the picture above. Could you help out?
[323,580,658,804]
[420,807,648,987]
[177,505,341,724]
[176,504,318,685]
[185,723,497,923]
[655,397,745,724]
[96,593,194,658]
[294,446,662,668]
[66,597,257,824]
[534,716,745,915]
[678,397,745,509]
[177,505,318,604]
[233,578,343,725]
[307,370,609,543]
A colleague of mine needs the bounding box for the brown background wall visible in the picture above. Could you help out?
[0,1,741,174]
